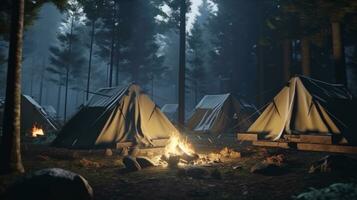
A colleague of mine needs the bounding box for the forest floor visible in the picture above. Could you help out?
[1,134,357,200]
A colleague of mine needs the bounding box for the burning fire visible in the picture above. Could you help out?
[164,134,195,158]
[156,132,199,167]
[31,124,44,137]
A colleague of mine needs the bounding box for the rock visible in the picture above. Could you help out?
[185,167,209,179]
[5,168,93,200]
[136,157,156,168]
[210,169,222,179]
[104,149,113,157]
[309,155,357,173]
[123,156,142,172]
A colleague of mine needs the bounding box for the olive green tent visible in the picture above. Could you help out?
[52,84,177,148]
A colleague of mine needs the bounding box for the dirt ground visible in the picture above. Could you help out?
[1,134,357,200]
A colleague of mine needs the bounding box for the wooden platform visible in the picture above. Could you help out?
[252,140,357,154]
[238,132,357,154]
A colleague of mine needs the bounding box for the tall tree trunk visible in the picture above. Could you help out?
[178,0,186,126]
[257,44,265,106]
[56,82,62,119]
[64,17,74,121]
[86,20,95,100]
[194,80,198,105]
[301,37,311,76]
[39,59,45,104]
[108,1,118,87]
[0,0,25,174]
[331,22,347,85]
[115,3,120,86]
[282,39,292,82]
[64,69,69,121]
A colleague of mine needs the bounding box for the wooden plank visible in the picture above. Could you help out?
[138,147,165,156]
[283,135,301,143]
[237,133,258,141]
[116,142,133,149]
[299,134,332,144]
[297,143,357,154]
[252,140,291,149]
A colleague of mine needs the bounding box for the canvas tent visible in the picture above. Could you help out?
[247,76,356,143]
[161,104,178,122]
[43,105,57,118]
[187,94,258,134]
[0,95,58,134]
[52,84,177,148]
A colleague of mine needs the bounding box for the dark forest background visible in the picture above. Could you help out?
[0,0,357,121]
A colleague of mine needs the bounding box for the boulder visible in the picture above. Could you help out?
[136,157,156,168]
[123,156,142,172]
[5,168,93,200]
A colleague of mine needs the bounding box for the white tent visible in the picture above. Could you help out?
[187,94,257,134]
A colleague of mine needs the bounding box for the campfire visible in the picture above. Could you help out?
[153,132,241,168]
[31,124,45,137]
[160,134,199,167]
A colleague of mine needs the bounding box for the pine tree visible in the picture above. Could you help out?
[47,0,86,120]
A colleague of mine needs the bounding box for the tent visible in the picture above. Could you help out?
[52,84,177,148]
[0,95,58,135]
[187,93,258,134]
[247,76,356,143]
[43,105,57,118]
[161,104,178,122]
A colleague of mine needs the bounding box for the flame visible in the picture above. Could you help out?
[31,124,44,137]
[164,133,195,158]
